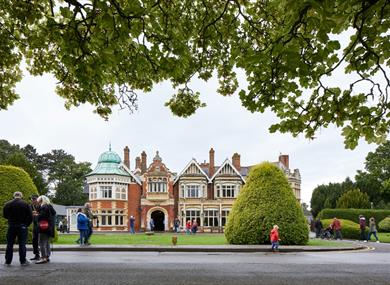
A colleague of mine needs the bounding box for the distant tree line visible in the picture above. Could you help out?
[0,139,91,206]
[311,141,390,217]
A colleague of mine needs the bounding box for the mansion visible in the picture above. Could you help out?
[85,147,301,232]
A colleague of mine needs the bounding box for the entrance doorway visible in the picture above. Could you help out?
[151,210,165,231]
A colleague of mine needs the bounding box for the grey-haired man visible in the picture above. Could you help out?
[3,192,33,266]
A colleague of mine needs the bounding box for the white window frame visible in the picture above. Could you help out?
[216,184,236,198]
[203,209,219,227]
[221,209,231,227]
[100,185,112,198]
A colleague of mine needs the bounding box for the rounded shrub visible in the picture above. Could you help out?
[0,165,39,243]
[321,219,367,240]
[378,217,390,232]
[225,162,308,245]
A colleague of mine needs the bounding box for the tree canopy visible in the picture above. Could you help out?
[311,140,390,214]
[0,139,91,205]
[1,0,389,148]
[310,178,355,217]
[355,140,390,206]
[336,188,370,209]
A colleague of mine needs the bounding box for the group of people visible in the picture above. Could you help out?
[185,219,198,234]
[359,215,380,243]
[314,217,342,240]
[76,203,95,246]
[3,192,56,266]
[313,215,380,242]
[58,217,69,233]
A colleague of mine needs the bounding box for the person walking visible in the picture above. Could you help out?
[3,191,33,266]
[359,215,367,242]
[84,203,95,245]
[30,194,41,261]
[35,195,56,264]
[331,217,342,240]
[314,218,323,238]
[367,217,380,243]
[77,208,89,246]
[129,215,135,234]
[270,225,281,251]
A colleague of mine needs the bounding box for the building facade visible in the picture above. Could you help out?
[86,146,301,232]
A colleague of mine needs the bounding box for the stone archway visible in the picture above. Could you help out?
[151,210,165,231]
[147,207,169,231]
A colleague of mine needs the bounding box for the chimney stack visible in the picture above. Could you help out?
[232,153,241,171]
[135,156,141,170]
[141,151,147,173]
[124,146,130,168]
[279,154,289,169]
[209,148,215,177]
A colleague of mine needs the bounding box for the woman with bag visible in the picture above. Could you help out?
[36,195,56,264]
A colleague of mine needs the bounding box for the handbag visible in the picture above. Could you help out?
[39,220,49,231]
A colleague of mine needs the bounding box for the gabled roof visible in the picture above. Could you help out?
[174,159,211,184]
[210,159,245,182]
[119,163,142,185]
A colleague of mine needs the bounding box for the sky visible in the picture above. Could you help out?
[0,66,378,206]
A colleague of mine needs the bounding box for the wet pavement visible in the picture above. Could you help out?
[1,242,389,285]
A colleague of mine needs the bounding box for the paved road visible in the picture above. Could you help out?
[1,243,390,285]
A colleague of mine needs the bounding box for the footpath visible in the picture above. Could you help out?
[0,242,368,253]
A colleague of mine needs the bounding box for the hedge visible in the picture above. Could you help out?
[225,162,308,245]
[0,165,39,244]
[378,217,390,232]
[322,219,367,240]
[318,208,390,225]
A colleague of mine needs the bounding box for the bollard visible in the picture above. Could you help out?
[172,236,177,246]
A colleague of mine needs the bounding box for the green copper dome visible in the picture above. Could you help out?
[86,148,130,177]
[98,151,121,164]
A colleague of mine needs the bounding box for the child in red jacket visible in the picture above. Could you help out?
[270,225,281,251]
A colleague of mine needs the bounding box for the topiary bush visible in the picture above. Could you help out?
[378,217,390,232]
[321,219,367,240]
[0,165,39,244]
[318,208,390,225]
[225,162,308,245]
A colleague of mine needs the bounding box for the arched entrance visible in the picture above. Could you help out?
[151,210,165,231]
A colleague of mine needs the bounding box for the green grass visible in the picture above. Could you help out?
[307,239,352,247]
[56,233,228,245]
[376,233,390,243]
[55,233,352,246]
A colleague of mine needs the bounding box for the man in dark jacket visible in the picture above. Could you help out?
[30,194,40,260]
[3,191,33,266]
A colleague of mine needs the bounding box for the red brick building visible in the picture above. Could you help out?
[86,146,300,232]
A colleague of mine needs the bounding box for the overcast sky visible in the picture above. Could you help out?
[0,66,378,206]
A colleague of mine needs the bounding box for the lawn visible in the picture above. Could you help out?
[55,233,351,247]
[376,233,390,243]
